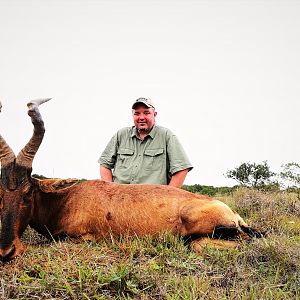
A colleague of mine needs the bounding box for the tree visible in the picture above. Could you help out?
[280,162,300,199]
[280,163,300,187]
[226,161,275,188]
[32,174,49,179]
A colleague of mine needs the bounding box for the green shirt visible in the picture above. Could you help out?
[98,125,192,185]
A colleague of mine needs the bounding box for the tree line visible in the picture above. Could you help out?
[183,161,300,197]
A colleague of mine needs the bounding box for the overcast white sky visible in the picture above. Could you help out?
[0,0,299,186]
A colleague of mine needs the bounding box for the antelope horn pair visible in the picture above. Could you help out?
[0,98,51,168]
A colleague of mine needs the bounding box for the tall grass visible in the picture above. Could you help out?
[1,188,299,299]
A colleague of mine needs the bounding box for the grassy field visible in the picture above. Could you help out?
[1,188,299,299]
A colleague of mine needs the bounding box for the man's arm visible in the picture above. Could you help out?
[100,166,113,182]
[98,131,119,181]
[168,169,189,188]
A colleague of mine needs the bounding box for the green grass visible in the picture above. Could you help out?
[1,188,300,299]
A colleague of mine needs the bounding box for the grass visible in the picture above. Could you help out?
[1,188,300,299]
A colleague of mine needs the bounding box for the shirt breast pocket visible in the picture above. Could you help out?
[144,148,165,171]
[117,148,134,168]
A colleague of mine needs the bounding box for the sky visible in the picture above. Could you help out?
[0,0,299,186]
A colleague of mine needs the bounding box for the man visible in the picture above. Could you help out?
[98,97,192,188]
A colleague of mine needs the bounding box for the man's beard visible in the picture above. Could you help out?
[138,127,150,133]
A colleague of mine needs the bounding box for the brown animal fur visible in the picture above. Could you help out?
[27,179,258,254]
[30,179,241,238]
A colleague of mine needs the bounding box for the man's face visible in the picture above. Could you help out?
[132,104,157,132]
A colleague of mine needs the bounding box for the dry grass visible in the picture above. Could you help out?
[232,188,300,235]
[1,188,300,299]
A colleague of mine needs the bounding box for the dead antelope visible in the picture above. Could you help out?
[0,100,262,261]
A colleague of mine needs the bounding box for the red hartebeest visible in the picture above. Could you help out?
[0,100,262,261]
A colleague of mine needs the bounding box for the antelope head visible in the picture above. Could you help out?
[0,99,50,260]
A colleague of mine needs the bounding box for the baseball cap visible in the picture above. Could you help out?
[132,97,155,109]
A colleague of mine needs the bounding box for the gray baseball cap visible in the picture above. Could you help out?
[132,97,155,109]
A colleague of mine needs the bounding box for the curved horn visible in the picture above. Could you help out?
[0,135,16,167]
[16,98,51,168]
[0,101,16,167]
[27,98,51,109]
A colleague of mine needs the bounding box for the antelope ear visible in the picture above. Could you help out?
[31,177,80,193]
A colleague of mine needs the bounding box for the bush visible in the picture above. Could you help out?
[182,184,236,196]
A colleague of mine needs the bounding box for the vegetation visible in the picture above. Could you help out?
[225,161,275,188]
[280,163,300,200]
[280,163,300,187]
[182,184,236,196]
[1,188,299,299]
[32,174,49,180]
[224,161,300,194]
